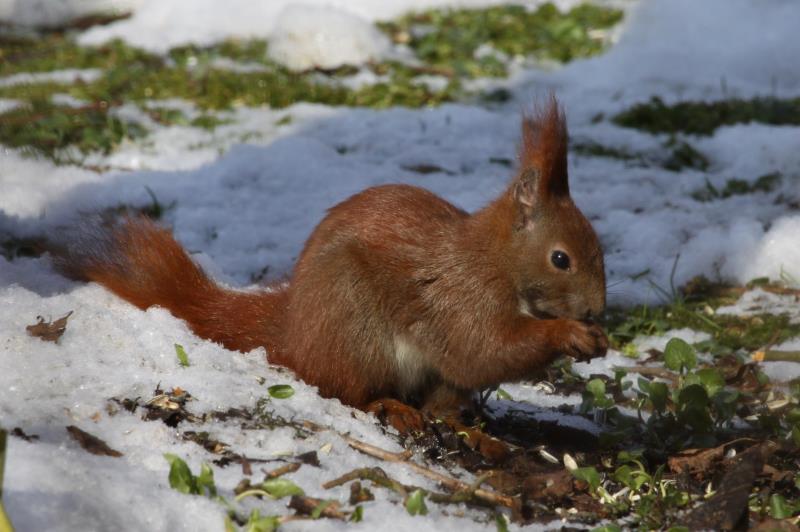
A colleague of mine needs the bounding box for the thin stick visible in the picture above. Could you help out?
[616,366,678,382]
[302,420,515,509]
[752,350,800,363]
[339,433,516,509]
[265,462,301,479]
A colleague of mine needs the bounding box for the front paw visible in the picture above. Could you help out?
[556,320,608,361]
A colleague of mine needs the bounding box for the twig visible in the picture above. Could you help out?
[752,350,800,363]
[323,467,405,494]
[324,466,499,508]
[301,419,516,509]
[265,462,301,479]
[288,495,347,520]
[322,429,516,510]
[615,366,678,382]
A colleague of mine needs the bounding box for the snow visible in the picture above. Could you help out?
[2,0,800,529]
[0,69,102,88]
[0,0,142,28]
[267,5,391,71]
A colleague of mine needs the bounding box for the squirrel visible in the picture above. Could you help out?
[58,97,608,425]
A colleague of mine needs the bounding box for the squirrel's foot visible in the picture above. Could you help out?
[366,398,426,434]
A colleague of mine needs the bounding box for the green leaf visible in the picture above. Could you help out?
[571,466,601,492]
[694,368,725,397]
[164,453,197,494]
[664,338,696,372]
[495,387,513,400]
[667,527,690,532]
[350,505,364,522]
[786,408,800,425]
[244,510,279,532]
[267,384,295,399]
[591,526,621,532]
[175,343,189,367]
[677,384,712,431]
[196,463,217,497]
[261,477,304,499]
[792,425,800,447]
[678,384,709,408]
[649,381,669,412]
[495,513,509,532]
[770,493,790,519]
[613,464,634,489]
[311,500,334,519]
[586,378,606,398]
[405,489,428,516]
[0,428,6,499]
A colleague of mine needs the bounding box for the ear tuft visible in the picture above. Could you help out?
[514,168,540,209]
[518,95,569,198]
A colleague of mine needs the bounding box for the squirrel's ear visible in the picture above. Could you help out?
[514,96,569,214]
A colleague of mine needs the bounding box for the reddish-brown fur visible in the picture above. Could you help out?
[60,98,608,412]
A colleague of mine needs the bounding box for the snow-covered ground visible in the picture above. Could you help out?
[1,0,800,530]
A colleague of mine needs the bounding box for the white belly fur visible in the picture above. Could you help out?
[393,334,431,394]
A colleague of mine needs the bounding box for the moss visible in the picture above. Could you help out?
[572,140,640,162]
[0,4,622,161]
[614,96,800,136]
[662,139,708,171]
[0,99,146,160]
[378,2,623,78]
[169,39,270,67]
[145,107,190,126]
[571,138,708,172]
[190,114,232,130]
[607,278,800,353]
[692,172,782,202]
[0,35,159,77]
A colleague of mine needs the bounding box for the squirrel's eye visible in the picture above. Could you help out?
[551,250,570,271]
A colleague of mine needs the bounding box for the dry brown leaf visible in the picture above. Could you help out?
[683,443,776,531]
[66,425,123,457]
[668,444,726,475]
[26,311,73,343]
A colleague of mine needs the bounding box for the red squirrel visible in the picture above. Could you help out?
[59,98,607,417]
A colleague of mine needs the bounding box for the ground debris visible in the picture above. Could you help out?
[66,425,123,457]
[10,427,39,442]
[26,311,73,343]
[682,443,777,530]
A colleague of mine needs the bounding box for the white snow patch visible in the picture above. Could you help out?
[0,0,142,28]
[0,69,102,88]
[268,5,390,71]
[717,288,800,323]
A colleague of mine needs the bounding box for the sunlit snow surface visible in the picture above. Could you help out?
[1,0,800,530]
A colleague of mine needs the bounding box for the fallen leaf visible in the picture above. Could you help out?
[683,443,776,530]
[523,469,574,501]
[66,425,123,457]
[668,444,726,475]
[26,311,73,343]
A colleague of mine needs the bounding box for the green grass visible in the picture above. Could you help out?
[0,3,624,163]
[0,99,146,161]
[379,3,622,78]
[571,138,709,172]
[692,172,782,202]
[607,277,800,355]
[614,95,800,136]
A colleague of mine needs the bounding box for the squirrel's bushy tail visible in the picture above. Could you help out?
[57,217,286,355]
